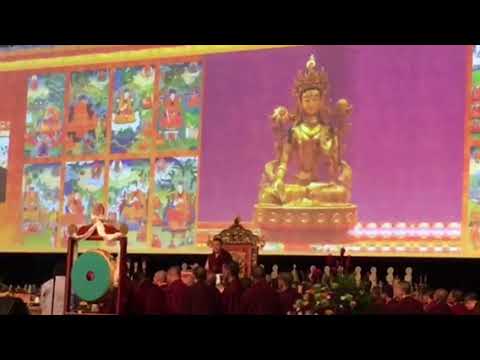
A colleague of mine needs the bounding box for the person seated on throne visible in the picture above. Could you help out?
[206,238,233,275]
[115,89,135,124]
[67,95,98,139]
[120,184,147,223]
[160,89,183,141]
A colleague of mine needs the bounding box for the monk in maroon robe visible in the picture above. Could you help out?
[189,267,221,315]
[206,238,232,274]
[221,261,243,315]
[426,289,451,315]
[421,289,435,313]
[130,273,153,315]
[145,271,168,315]
[448,289,467,315]
[277,272,300,315]
[464,293,480,315]
[165,266,191,315]
[366,287,387,314]
[385,281,423,315]
[100,275,132,314]
[240,266,281,315]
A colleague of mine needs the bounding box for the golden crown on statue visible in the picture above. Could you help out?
[293,55,330,98]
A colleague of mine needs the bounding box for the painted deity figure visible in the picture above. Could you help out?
[166,184,192,231]
[67,96,98,140]
[41,106,61,133]
[258,55,353,207]
[115,89,135,124]
[161,89,183,141]
[120,185,147,223]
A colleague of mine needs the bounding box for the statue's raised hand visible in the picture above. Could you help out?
[271,106,291,127]
[335,99,353,118]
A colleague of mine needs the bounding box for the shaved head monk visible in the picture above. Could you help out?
[278,272,300,315]
[145,270,168,315]
[189,267,221,315]
[386,281,423,315]
[165,266,191,315]
[221,261,244,315]
[240,266,281,315]
[153,270,167,288]
[426,289,451,315]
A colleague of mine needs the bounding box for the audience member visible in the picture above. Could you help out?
[421,289,434,312]
[368,286,386,314]
[382,284,394,305]
[464,293,480,315]
[278,272,300,315]
[426,289,451,315]
[240,277,252,291]
[189,267,221,315]
[240,266,281,315]
[165,266,191,315]
[145,271,168,315]
[385,281,423,314]
[221,262,243,315]
[129,272,152,315]
[448,289,467,315]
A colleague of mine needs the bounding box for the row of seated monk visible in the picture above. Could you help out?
[9,258,480,316]
[108,263,295,315]
[96,266,480,316]
[17,241,480,315]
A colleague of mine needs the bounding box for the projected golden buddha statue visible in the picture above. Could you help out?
[254,55,358,248]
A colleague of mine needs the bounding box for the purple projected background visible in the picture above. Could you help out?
[199,45,467,224]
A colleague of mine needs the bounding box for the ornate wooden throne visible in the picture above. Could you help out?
[209,218,265,278]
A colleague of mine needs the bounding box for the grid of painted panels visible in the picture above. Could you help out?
[21,62,202,252]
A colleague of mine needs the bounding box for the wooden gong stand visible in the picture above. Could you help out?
[64,229,128,315]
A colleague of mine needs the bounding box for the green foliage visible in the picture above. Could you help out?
[161,64,202,95]
[44,74,65,109]
[50,147,61,157]
[185,111,199,129]
[474,70,480,87]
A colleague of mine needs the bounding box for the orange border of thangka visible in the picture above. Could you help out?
[462,45,475,255]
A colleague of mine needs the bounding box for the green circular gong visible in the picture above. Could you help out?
[71,251,113,302]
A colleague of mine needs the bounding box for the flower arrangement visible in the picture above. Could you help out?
[293,274,373,315]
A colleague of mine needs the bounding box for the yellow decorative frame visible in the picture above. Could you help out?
[0,45,300,72]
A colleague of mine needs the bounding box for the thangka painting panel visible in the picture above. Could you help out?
[25,74,65,159]
[21,164,61,250]
[156,62,202,151]
[108,159,150,248]
[66,70,109,156]
[111,66,154,154]
[152,157,198,249]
